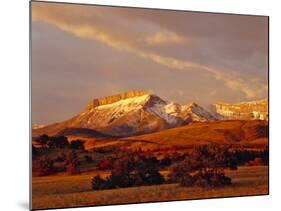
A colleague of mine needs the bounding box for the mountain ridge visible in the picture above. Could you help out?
[32,91,268,137]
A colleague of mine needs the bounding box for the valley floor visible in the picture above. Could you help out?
[32,166,268,210]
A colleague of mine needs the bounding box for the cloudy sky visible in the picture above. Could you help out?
[31,1,268,124]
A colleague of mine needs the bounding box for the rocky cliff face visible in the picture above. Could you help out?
[86,90,149,110]
[212,99,268,121]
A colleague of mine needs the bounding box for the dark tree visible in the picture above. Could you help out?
[160,156,172,168]
[92,175,113,190]
[47,136,69,149]
[223,150,238,170]
[70,139,85,150]
[92,154,164,190]
[32,144,38,156]
[55,152,67,162]
[37,134,49,147]
[66,151,80,175]
[84,155,93,163]
[232,149,267,166]
[261,147,269,165]
[34,155,54,176]
[98,160,113,170]
[134,156,164,185]
[169,144,233,187]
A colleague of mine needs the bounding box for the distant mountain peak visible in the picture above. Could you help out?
[212,98,268,120]
[187,102,199,107]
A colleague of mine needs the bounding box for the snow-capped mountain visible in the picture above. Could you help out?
[212,99,268,121]
[33,90,216,137]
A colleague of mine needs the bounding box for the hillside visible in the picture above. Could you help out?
[123,120,268,149]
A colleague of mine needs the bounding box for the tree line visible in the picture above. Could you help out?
[33,134,85,150]
[92,144,268,190]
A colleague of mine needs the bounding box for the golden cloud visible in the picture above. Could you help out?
[144,31,188,46]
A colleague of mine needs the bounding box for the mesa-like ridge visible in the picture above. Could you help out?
[86,90,149,110]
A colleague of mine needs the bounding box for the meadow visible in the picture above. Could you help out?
[32,166,268,210]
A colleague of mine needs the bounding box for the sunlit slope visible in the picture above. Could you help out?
[123,120,268,148]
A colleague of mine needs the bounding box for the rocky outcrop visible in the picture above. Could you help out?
[212,99,268,121]
[86,90,149,110]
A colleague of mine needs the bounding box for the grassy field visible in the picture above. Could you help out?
[32,166,268,210]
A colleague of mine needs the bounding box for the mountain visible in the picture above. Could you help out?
[33,90,216,137]
[212,99,268,121]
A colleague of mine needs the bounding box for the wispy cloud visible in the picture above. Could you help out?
[32,2,268,100]
[144,31,188,46]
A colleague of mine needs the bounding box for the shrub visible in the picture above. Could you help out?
[97,160,113,170]
[168,144,233,187]
[223,150,238,170]
[70,140,85,150]
[160,156,172,168]
[92,154,164,190]
[168,156,193,183]
[36,134,49,147]
[66,151,80,175]
[34,155,54,176]
[108,171,133,188]
[47,136,69,149]
[32,145,38,156]
[231,148,269,166]
[247,157,264,166]
[91,175,113,190]
[133,156,164,185]
[170,152,186,162]
[261,147,269,165]
[84,155,93,163]
[55,152,66,162]
[192,170,231,188]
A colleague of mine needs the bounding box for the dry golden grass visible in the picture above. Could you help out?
[32,166,268,210]
[125,120,268,147]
